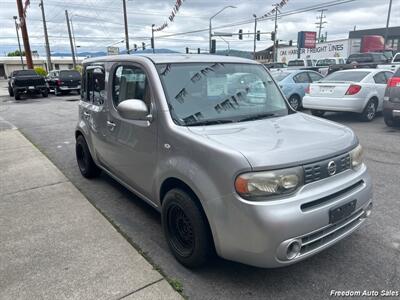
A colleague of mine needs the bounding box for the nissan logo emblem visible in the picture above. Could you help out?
[327,161,337,176]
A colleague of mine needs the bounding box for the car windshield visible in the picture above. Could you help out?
[316,59,336,66]
[322,71,370,82]
[156,63,289,126]
[60,70,81,79]
[288,60,304,67]
[272,71,290,81]
[14,70,37,76]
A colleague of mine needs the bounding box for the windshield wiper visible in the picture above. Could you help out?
[237,113,278,122]
[185,119,235,126]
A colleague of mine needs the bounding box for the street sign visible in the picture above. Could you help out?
[297,31,317,49]
[107,46,119,55]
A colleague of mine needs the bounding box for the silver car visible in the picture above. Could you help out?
[75,54,373,268]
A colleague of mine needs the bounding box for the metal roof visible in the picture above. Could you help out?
[83,54,258,65]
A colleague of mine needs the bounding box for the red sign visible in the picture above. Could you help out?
[303,31,317,48]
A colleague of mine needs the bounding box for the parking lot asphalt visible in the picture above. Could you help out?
[0,86,399,299]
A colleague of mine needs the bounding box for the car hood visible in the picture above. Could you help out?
[187,113,357,170]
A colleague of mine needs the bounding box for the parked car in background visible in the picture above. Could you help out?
[264,62,287,70]
[75,54,372,269]
[315,57,346,76]
[378,52,400,73]
[7,69,48,100]
[303,69,393,121]
[272,69,323,110]
[328,52,390,74]
[383,68,400,127]
[287,59,315,68]
[47,70,81,96]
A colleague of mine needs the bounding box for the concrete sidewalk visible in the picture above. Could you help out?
[0,129,182,300]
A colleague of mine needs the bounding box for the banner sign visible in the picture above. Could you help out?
[261,0,289,18]
[154,0,186,32]
[297,31,317,49]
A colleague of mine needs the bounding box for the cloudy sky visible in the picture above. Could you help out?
[0,0,399,56]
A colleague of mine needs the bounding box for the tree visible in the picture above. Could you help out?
[7,50,25,57]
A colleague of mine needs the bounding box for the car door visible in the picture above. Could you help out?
[373,71,389,111]
[100,63,157,200]
[293,72,311,99]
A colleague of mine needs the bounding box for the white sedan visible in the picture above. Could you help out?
[303,69,393,121]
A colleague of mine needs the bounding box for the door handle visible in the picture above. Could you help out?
[107,120,116,130]
[83,111,90,118]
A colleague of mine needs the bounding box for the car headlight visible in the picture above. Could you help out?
[235,166,303,200]
[350,144,363,170]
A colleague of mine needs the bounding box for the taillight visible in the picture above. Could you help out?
[345,84,362,95]
[56,79,61,86]
[387,77,400,88]
[305,85,310,94]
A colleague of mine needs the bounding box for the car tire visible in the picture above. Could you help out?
[75,135,101,178]
[311,110,325,117]
[42,90,48,98]
[55,87,61,96]
[360,99,377,122]
[288,94,301,111]
[162,188,213,268]
[8,86,14,97]
[14,90,21,100]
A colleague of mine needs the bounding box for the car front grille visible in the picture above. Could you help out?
[299,208,365,256]
[15,78,45,86]
[304,153,351,184]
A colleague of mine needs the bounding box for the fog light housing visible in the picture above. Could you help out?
[286,240,302,260]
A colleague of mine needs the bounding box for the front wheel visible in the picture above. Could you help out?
[8,86,14,96]
[14,90,21,100]
[42,90,48,98]
[75,135,101,178]
[360,99,377,122]
[311,109,325,117]
[288,95,301,111]
[162,188,213,268]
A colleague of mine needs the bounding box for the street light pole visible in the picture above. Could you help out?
[13,16,24,70]
[384,0,393,50]
[272,3,279,63]
[209,6,236,53]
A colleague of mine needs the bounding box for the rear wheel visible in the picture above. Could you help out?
[360,99,377,122]
[162,188,213,268]
[311,109,325,117]
[288,94,301,111]
[75,135,101,178]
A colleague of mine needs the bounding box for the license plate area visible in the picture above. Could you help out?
[329,200,357,224]
[319,86,334,94]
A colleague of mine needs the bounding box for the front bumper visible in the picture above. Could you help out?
[303,96,366,113]
[210,164,372,268]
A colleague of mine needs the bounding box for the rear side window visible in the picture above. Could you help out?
[308,72,323,82]
[393,55,400,63]
[82,66,105,104]
[112,65,149,107]
[293,72,310,83]
[373,72,387,84]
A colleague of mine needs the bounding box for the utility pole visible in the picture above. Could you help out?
[253,14,257,60]
[39,0,52,71]
[13,16,24,69]
[272,4,279,62]
[16,0,33,69]
[384,0,393,50]
[123,0,130,54]
[316,9,327,43]
[70,17,79,62]
[151,24,155,54]
[65,10,76,69]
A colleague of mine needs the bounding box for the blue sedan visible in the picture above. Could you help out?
[271,69,324,110]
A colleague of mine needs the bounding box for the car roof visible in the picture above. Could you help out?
[83,54,258,65]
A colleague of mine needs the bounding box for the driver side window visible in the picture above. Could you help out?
[112,65,149,107]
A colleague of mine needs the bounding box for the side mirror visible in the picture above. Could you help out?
[117,99,151,121]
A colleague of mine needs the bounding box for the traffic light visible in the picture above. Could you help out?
[186,47,189,54]
[151,37,154,49]
[271,31,275,41]
[133,44,137,51]
[142,42,146,50]
[197,48,200,54]
[289,40,293,46]
[238,29,243,40]
[256,30,261,41]
[211,39,216,54]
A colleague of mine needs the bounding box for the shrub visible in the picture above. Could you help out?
[34,67,47,77]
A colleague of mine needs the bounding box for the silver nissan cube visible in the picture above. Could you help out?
[75,54,373,268]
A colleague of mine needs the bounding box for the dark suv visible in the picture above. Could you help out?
[8,69,48,100]
[383,68,400,127]
[47,70,81,96]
